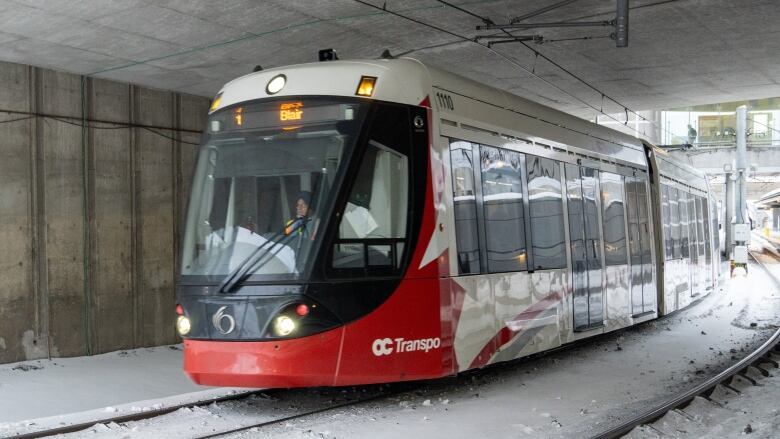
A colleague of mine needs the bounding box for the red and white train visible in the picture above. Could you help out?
[175,57,720,388]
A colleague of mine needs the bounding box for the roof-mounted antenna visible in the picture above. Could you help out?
[380,49,395,59]
[252,65,263,72]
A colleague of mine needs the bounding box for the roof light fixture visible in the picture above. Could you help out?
[266,74,286,95]
[356,76,377,97]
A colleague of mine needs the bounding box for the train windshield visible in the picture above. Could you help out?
[180,97,369,283]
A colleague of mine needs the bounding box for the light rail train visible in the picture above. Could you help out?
[175,57,720,388]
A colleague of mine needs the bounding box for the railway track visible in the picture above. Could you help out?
[191,390,394,439]
[590,252,780,439]
[10,259,762,438]
[6,383,402,439]
[4,389,263,439]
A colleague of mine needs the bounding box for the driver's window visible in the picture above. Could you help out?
[332,104,410,272]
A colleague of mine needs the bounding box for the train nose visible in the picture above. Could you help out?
[183,328,345,388]
[176,288,342,342]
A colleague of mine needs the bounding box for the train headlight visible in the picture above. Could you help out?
[273,315,296,336]
[266,74,286,95]
[176,316,191,336]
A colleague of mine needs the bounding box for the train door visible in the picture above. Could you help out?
[702,199,712,288]
[687,194,700,296]
[678,190,692,308]
[636,179,655,312]
[626,177,654,316]
[695,196,706,290]
[566,164,604,330]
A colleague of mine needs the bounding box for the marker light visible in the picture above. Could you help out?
[273,315,296,336]
[295,303,310,316]
[175,304,184,316]
[209,93,222,113]
[176,316,191,336]
[355,76,377,97]
[266,74,286,95]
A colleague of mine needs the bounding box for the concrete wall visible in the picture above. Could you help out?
[0,61,209,363]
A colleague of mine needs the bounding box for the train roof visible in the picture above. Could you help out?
[651,145,709,193]
[213,57,706,186]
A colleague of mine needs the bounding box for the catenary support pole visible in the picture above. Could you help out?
[735,105,748,225]
[724,171,733,258]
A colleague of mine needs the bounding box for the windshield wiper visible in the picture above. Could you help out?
[217,219,309,293]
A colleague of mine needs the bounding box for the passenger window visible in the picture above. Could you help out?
[679,191,690,258]
[480,145,527,272]
[661,184,672,260]
[526,156,566,269]
[450,141,481,274]
[670,188,681,259]
[600,172,628,266]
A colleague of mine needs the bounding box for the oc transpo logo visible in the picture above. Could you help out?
[212,306,236,335]
[371,337,441,356]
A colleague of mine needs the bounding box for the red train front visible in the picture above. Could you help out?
[176,61,452,387]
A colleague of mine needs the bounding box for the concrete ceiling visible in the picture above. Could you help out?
[1,0,778,118]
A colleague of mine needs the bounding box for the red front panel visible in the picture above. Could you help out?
[334,277,448,385]
[183,328,343,388]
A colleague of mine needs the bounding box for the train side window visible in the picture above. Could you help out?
[670,188,681,259]
[450,141,481,274]
[600,172,627,266]
[526,156,566,270]
[687,194,698,264]
[480,145,527,272]
[661,184,672,260]
[679,191,690,259]
[696,196,706,261]
[331,104,410,273]
[703,199,712,265]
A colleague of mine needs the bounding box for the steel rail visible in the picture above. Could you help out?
[4,390,261,439]
[192,391,395,439]
[589,253,780,439]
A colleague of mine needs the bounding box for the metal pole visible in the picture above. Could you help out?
[615,0,629,47]
[735,105,748,225]
[724,172,733,257]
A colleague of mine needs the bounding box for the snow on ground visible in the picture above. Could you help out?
[626,355,780,438]
[3,256,779,439]
[222,260,778,439]
[0,344,253,436]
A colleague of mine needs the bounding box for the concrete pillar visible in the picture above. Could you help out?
[724,172,733,257]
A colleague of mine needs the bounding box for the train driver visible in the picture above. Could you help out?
[285,191,318,239]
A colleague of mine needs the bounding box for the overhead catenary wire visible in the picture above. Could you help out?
[435,0,672,139]
[352,0,654,140]
[0,115,34,124]
[0,109,202,145]
[748,117,780,136]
